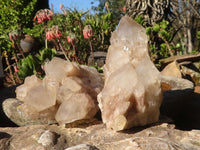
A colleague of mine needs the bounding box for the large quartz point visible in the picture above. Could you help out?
[15,57,103,124]
[55,93,98,124]
[97,16,163,131]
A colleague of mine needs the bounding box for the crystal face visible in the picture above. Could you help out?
[97,16,163,131]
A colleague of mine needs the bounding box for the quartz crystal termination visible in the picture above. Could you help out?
[97,16,163,131]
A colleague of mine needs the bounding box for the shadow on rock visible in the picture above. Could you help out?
[0,132,11,139]
[174,92,200,130]
[161,89,200,130]
[0,85,19,127]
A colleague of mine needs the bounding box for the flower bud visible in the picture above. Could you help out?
[83,25,93,39]
[123,6,126,12]
[105,1,109,8]
[60,4,64,10]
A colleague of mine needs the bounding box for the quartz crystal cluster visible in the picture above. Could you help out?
[16,57,103,124]
[97,16,163,131]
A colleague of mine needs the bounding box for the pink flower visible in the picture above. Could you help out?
[46,31,51,40]
[33,15,37,21]
[83,25,93,39]
[56,29,62,38]
[46,31,55,41]
[67,36,74,45]
[9,33,13,41]
[46,9,53,20]
[105,2,109,8]
[123,6,126,12]
[34,9,53,23]
[46,26,62,41]
[42,12,48,20]
[8,32,19,41]
[50,31,55,39]
[60,4,64,10]
[14,66,19,73]
[37,14,43,23]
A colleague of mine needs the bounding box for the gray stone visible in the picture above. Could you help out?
[2,98,57,126]
[37,130,56,146]
[65,144,99,150]
[88,51,107,67]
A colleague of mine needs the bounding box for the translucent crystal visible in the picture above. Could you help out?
[44,57,81,83]
[55,93,99,124]
[16,75,42,102]
[24,75,59,112]
[97,16,163,131]
[15,57,103,123]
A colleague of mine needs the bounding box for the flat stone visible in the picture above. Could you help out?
[161,61,182,78]
[2,98,57,126]
[160,53,200,66]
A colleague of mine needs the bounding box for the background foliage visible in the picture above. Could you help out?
[0,0,200,86]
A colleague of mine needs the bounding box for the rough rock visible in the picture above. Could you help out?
[37,130,57,146]
[97,16,163,131]
[161,75,194,91]
[181,65,200,85]
[0,121,200,150]
[14,57,103,125]
[161,61,182,78]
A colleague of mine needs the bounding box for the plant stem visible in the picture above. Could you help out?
[45,24,48,49]
[89,39,94,65]
[72,45,78,62]
[58,39,70,61]
[16,43,25,58]
[13,54,22,84]
[159,34,174,56]
[45,39,48,49]
[4,52,16,85]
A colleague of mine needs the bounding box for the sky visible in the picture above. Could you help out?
[49,0,100,13]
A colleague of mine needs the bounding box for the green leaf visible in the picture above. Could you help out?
[175,43,181,48]
[146,27,152,36]
[153,24,160,32]
[197,31,200,40]
[134,15,145,26]
[160,20,169,30]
